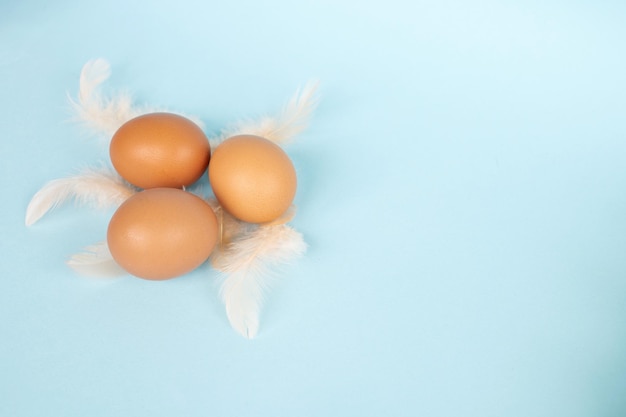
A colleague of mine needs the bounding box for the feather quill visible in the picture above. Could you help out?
[67,241,126,277]
[211,80,319,147]
[68,58,205,138]
[212,223,307,339]
[25,166,135,226]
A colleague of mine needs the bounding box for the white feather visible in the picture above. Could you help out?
[68,58,141,137]
[68,58,205,138]
[67,241,126,278]
[211,80,319,147]
[25,166,136,226]
[212,224,307,339]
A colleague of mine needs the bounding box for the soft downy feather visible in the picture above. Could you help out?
[68,58,205,138]
[211,80,319,147]
[68,58,142,138]
[66,241,126,278]
[211,221,307,339]
[25,166,136,226]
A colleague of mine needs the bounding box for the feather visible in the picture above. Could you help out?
[25,166,136,226]
[212,223,307,339]
[66,241,126,277]
[211,80,319,147]
[68,58,141,137]
[68,58,205,138]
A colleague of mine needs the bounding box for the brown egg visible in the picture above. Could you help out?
[208,135,297,223]
[107,188,218,280]
[110,112,210,189]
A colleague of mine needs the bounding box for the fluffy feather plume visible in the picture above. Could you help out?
[211,80,319,147]
[25,166,135,226]
[67,241,126,277]
[68,58,205,137]
[68,58,141,137]
[212,223,307,339]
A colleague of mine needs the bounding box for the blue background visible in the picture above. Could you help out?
[2,1,626,416]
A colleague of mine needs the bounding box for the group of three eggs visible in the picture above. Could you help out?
[107,112,297,280]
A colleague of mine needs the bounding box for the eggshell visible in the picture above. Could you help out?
[110,112,210,189]
[208,135,297,223]
[107,188,218,280]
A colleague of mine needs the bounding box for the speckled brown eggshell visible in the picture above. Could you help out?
[110,112,210,189]
[208,134,297,223]
[107,188,218,280]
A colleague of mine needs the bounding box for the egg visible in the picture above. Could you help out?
[110,112,210,189]
[208,135,297,223]
[107,188,218,280]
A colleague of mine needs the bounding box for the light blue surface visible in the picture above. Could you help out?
[2,1,626,416]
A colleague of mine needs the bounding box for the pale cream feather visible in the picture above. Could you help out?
[25,166,136,226]
[68,58,205,138]
[211,80,319,147]
[67,241,126,277]
[68,58,142,137]
[211,222,307,339]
